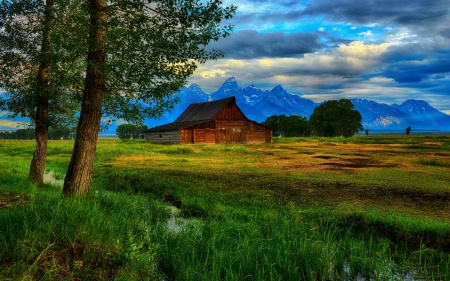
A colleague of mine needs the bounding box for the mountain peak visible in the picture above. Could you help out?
[189,84,202,91]
[272,85,285,92]
[225,77,237,84]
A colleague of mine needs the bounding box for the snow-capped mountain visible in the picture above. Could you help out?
[208,77,317,122]
[350,99,438,131]
[2,77,450,133]
[391,100,450,131]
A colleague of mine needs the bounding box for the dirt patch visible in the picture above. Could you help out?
[382,188,450,204]
[314,155,339,160]
[352,153,370,157]
[321,158,399,169]
[277,156,293,160]
[0,194,26,209]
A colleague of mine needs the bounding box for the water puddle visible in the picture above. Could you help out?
[342,261,420,281]
[165,206,202,235]
[43,170,64,188]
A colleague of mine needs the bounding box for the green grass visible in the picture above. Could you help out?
[1,136,450,280]
[418,158,449,167]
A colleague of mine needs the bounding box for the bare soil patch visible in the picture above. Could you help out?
[320,158,400,169]
[0,193,26,209]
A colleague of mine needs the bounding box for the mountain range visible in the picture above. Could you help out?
[2,77,450,133]
[145,77,450,133]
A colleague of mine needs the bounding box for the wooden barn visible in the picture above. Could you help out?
[144,96,272,144]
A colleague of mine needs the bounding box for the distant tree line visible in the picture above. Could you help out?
[262,99,364,138]
[116,124,148,139]
[262,115,313,137]
[0,128,76,140]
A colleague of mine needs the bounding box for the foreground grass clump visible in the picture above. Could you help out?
[1,135,450,280]
[0,181,165,280]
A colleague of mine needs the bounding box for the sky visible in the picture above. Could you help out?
[187,0,450,114]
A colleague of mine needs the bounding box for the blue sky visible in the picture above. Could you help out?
[188,0,450,114]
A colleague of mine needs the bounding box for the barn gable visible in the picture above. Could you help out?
[144,96,272,144]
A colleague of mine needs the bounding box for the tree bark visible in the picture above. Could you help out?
[63,0,107,196]
[28,0,53,184]
[29,102,49,184]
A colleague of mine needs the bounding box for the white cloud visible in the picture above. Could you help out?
[359,30,373,37]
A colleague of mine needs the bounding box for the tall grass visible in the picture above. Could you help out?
[418,158,448,167]
[0,187,165,280]
[1,137,450,280]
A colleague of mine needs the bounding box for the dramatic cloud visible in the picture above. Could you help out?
[190,0,450,113]
[301,0,449,26]
[208,30,323,59]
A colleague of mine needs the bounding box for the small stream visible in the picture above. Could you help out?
[40,174,428,280]
[43,170,64,187]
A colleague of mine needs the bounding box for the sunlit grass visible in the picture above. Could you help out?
[1,135,450,280]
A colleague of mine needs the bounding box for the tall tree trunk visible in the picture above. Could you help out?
[28,102,49,184]
[63,0,107,196]
[28,0,53,184]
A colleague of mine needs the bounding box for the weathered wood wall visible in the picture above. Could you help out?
[246,131,266,143]
[181,129,193,144]
[265,130,273,143]
[144,130,181,144]
[192,129,216,144]
[216,103,246,120]
[145,100,272,144]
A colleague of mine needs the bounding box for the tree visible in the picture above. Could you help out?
[63,0,236,196]
[116,124,148,139]
[406,126,411,135]
[309,99,363,138]
[262,115,312,137]
[0,0,83,184]
[365,129,370,136]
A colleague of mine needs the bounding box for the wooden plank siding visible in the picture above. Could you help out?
[215,102,246,120]
[193,129,216,144]
[144,96,273,144]
[181,129,194,144]
[246,131,266,143]
[144,130,180,144]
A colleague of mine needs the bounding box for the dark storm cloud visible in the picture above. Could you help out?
[301,0,449,26]
[379,51,450,83]
[231,10,304,27]
[239,0,301,8]
[208,30,323,59]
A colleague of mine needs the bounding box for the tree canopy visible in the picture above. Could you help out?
[0,0,83,128]
[262,115,312,137]
[1,0,235,195]
[116,124,148,139]
[0,0,83,183]
[63,0,236,196]
[406,126,411,135]
[309,99,363,138]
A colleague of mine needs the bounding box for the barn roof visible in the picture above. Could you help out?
[145,120,207,132]
[174,96,236,122]
[145,96,243,132]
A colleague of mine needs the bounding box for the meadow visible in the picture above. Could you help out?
[1,135,450,280]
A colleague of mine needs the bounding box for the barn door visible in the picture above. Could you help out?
[231,127,245,143]
[219,127,227,144]
[182,130,194,144]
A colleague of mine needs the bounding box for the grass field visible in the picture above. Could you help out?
[1,135,449,280]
